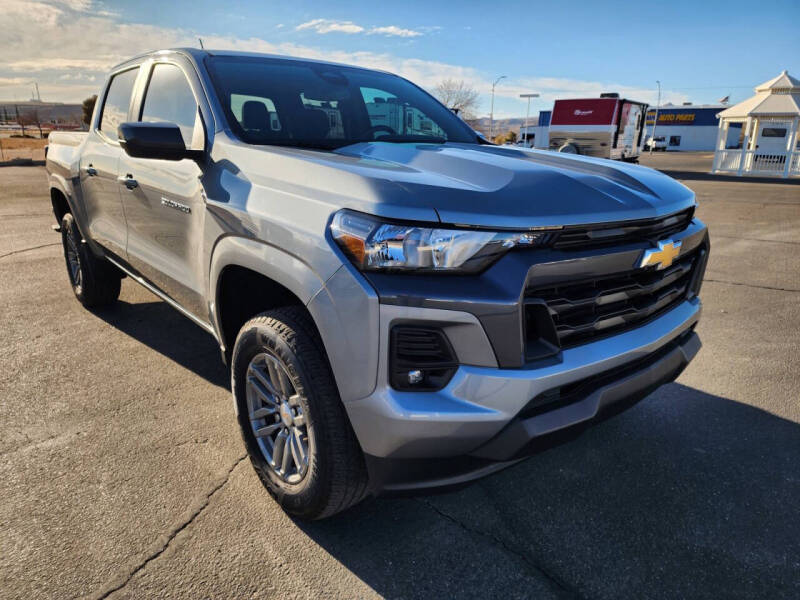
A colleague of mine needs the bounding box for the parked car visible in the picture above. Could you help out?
[647,136,668,151]
[46,49,708,519]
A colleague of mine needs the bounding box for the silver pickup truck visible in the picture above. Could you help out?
[46,48,708,519]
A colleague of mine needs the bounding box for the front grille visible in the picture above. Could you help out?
[552,208,694,250]
[526,249,698,348]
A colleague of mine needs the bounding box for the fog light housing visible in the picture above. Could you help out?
[389,326,458,391]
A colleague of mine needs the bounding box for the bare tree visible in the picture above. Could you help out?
[30,109,44,138]
[15,105,26,137]
[433,79,480,121]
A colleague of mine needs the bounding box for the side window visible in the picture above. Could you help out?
[140,63,200,148]
[99,68,139,142]
[360,86,446,139]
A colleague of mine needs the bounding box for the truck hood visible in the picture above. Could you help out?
[330,142,695,228]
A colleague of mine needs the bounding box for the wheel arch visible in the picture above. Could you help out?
[209,235,331,361]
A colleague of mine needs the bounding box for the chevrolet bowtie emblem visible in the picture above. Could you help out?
[639,240,681,270]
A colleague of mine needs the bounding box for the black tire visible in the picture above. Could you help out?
[60,213,121,308]
[231,307,369,520]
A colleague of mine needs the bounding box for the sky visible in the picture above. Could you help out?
[1,0,798,118]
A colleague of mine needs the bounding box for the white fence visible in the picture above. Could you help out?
[714,149,800,177]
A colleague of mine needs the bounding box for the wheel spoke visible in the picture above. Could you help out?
[280,430,292,475]
[272,429,288,469]
[247,375,279,407]
[265,358,284,398]
[254,422,281,438]
[251,406,277,419]
[293,427,306,459]
[278,369,294,397]
[250,364,280,398]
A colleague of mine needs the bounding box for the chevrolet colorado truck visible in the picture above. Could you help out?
[45,49,708,519]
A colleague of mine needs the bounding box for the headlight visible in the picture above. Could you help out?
[330,210,550,273]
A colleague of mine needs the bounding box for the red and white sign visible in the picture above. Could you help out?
[551,98,620,126]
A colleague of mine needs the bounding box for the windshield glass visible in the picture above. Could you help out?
[205,55,478,150]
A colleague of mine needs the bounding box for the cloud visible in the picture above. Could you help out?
[295,19,364,34]
[0,77,30,87]
[295,19,422,37]
[368,26,422,38]
[491,77,689,108]
[0,3,685,113]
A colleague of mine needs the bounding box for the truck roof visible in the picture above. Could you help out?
[111,47,394,76]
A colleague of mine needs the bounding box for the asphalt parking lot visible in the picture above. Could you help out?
[1,153,798,599]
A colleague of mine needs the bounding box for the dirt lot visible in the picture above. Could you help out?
[0,137,48,163]
[1,155,798,599]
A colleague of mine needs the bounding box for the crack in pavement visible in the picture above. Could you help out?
[0,242,61,260]
[704,278,800,293]
[417,498,584,600]
[90,454,247,600]
[712,235,800,246]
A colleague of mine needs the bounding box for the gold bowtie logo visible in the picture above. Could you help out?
[639,240,681,270]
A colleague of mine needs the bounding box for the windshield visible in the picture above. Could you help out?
[205,55,479,150]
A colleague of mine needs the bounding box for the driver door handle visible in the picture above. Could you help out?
[117,174,138,190]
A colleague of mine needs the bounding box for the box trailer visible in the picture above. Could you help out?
[548,95,648,161]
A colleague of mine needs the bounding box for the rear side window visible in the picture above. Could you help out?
[99,68,139,141]
[140,63,200,147]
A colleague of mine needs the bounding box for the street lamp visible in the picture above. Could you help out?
[650,80,661,154]
[489,75,506,140]
[520,93,540,147]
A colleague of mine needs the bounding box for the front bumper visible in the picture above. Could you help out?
[313,216,709,493]
[347,297,701,492]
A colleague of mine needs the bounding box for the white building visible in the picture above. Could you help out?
[644,105,740,151]
[518,111,550,149]
[712,70,800,178]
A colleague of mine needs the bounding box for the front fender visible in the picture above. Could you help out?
[209,235,329,327]
[208,234,380,403]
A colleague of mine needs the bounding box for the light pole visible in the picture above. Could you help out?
[520,93,539,147]
[489,75,506,140]
[650,80,661,154]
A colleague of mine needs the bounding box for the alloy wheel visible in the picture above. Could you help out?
[245,352,311,484]
[65,228,82,288]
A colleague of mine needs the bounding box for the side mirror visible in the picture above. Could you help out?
[117,122,202,161]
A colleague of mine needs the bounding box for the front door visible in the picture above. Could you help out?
[80,67,139,258]
[119,61,208,320]
[755,122,791,154]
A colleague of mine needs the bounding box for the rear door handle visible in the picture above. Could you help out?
[117,174,138,190]
[85,165,97,176]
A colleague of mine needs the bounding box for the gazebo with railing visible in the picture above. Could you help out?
[712,70,800,178]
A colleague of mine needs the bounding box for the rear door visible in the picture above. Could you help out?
[79,66,139,257]
[119,58,208,319]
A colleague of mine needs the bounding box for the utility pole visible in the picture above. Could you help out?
[650,80,661,154]
[489,75,506,140]
[519,93,540,147]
